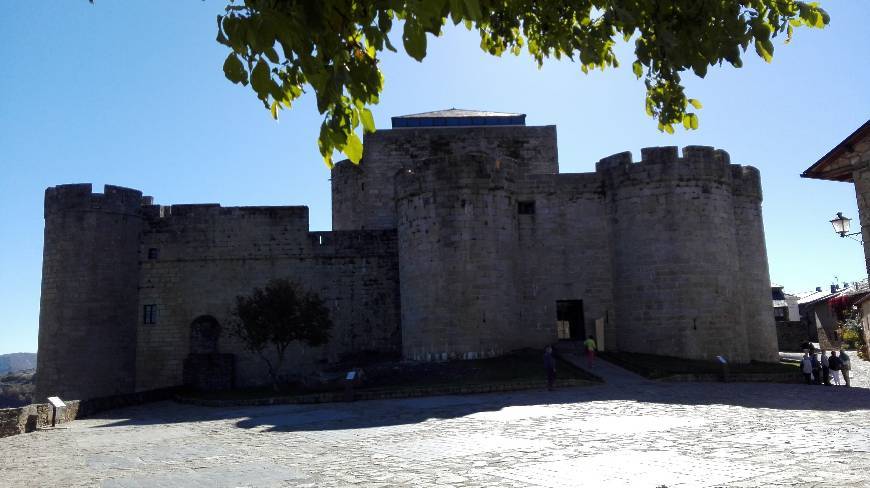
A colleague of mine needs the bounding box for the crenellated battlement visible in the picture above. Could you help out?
[44,184,145,217]
[594,145,761,194]
[596,146,734,170]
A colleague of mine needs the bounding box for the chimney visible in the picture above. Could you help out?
[831,284,839,293]
[816,287,822,292]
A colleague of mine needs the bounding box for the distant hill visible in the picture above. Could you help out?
[0,353,37,374]
[0,369,35,408]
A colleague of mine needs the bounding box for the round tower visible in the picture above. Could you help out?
[35,184,143,401]
[600,146,753,363]
[395,154,520,361]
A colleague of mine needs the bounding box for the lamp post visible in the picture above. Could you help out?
[830,212,863,242]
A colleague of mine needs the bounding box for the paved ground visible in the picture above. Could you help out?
[2,357,869,488]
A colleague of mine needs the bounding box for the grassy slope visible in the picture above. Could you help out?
[600,351,799,380]
[190,348,597,401]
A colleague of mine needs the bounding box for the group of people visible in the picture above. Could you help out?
[800,349,852,387]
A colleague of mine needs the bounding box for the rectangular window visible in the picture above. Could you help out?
[147,248,159,260]
[143,304,157,325]
[517,201,536,215]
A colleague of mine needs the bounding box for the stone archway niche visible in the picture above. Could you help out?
[182,315,235,391]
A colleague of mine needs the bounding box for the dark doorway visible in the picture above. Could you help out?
[556,300,585,340]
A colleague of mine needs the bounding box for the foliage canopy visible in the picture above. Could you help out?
[231,279,332,388]
[215,0,829,167]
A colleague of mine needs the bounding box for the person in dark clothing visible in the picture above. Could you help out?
[839,349,852,387]
[811,354,822,385]
[543,346,556,391]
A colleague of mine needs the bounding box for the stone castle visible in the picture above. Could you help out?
[36,109,778,402]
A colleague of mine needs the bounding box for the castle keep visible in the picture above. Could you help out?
[36,109,779,401]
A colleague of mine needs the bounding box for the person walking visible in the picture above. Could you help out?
[820,349,831,386]
[583,335,597,367]
[543,346,556,391]
[800,352,813,384]
[811,353,822,385]
[829,350,843,386]
[839,349,852,387]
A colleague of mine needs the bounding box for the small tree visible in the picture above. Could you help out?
[231,279,333,390]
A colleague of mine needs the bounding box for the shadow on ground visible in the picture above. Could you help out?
[89,362,870,434]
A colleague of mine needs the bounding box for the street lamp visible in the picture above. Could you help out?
[830,212,863,242]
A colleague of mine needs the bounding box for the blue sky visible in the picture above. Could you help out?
[1,2,868,354]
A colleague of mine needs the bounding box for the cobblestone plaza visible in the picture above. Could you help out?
[2,359,869,488]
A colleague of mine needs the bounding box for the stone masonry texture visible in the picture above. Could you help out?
[36,117,779,401]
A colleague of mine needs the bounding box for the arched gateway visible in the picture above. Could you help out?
[182,315,235,391]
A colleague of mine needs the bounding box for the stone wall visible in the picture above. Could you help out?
[0,400,80,438]
[36,184,142,402]
[515,172,614,348]
[845,135,870,277]
[135,204,401,391]
[332,125,558,231]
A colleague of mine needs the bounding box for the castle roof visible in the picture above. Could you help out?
[391,108,526,128]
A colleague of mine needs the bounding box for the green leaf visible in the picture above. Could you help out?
[251,59,271,97]
[688,98,703,109]
[691,59,707,78]
[384,35,397,53]
[344,131,364,163]
[270,100,279,120]
[755,39,773,62]
[402,21,427,61]
[360,108,376,133]
[223,53,248,85]
[448,0,464,24]
[264,47,280,64]
[216,15,229,45]
[632,61,643,79]
[688,113,699,130]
